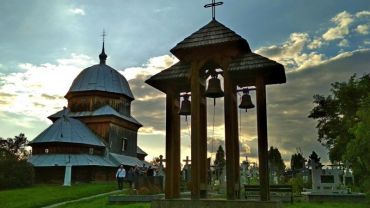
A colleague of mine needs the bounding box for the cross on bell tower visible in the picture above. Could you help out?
[204,0,224,20]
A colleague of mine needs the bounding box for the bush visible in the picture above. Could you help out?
[0,158,34,189]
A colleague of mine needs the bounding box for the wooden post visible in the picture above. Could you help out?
[199,79,208,198]
[165,89,181,199]
[190,63,201,199]
[224,71,239,200]
[256,75,270,201]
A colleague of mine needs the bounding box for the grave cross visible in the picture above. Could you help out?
[159,154,166,167]
[183,156,191,166]
[204,0,224,20]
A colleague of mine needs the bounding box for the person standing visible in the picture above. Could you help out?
[116,164,126,190]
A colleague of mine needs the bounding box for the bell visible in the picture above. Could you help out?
[179,94,191,116]
[239,91,255,111]
[205,76,224,98]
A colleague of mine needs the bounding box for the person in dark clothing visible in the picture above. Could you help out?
[116,164,126,190]
[147,166,154,176]
[127,167,134,188]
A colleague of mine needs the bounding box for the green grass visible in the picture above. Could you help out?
[0,182,117,208]
[58,196,369,208]
[58,195,150,208]
[285,202,369,208]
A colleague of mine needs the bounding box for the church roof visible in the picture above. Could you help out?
[137,146,147,156]
[66,46,133,99]
[170,19,250,55]
[48,105,142,127]
[109,153,150,167]
[228,52,286,86]
[67,63,134,99]
[30,113,105,147]
[145,61,191,93]
[28,154,116,167]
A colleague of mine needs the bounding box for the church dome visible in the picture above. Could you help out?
[66,45,134,99]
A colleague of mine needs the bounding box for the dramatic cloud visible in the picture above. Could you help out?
[338,39,349,47]
[0,54,94,124]
[322,11,353,41]
[256,33,325,71]
[68,8,85,16]
[308,38,324,49]
[355,10,370,18]
[355,24,370,35]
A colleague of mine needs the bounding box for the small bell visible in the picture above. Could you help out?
[205,75,224,99]
[179,94,191,118]
[239,89,254,111]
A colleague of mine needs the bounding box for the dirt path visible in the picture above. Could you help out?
[42,190,122,208]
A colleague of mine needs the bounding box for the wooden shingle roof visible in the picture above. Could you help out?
[145,61,191,93]
[170,19,250,57]
[228,53,286,86]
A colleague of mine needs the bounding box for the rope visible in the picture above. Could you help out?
[211,100,216,160]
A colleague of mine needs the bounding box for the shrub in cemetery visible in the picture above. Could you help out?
[0,158,34,189]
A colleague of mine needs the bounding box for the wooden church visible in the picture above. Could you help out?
[28,43,149,183]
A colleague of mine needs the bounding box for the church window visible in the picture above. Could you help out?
[89,148,94,155]
[122,138,128,152]
[45,148,49,154]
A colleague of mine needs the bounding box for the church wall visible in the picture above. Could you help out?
[67,92,131,117]
[109,124,137,157]
[34,166,116,183]
[32,144,105,155]
[85,122,110,144]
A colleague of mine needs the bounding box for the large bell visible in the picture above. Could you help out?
[239,91,255,111]
[205,76,224,98]
[179,94,191,116]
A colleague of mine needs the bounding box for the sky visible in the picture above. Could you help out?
[0,0,369,167]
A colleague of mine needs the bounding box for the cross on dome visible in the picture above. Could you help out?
[99,30,107,64]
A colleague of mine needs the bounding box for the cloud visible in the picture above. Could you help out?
[355,24,369,35]
[338,39,349,47]
[0,54,94,121]
[322,11,353,41]
[355,10,370,18]
[308,38,324,49]
[121,55,178,81]
[256,33,325,71]
[68,8,85,16]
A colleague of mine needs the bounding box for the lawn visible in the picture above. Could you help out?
[57,194,369,208]
[0,182,117,208]
[58,195,149,208]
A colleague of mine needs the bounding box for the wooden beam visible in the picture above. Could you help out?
[165,89,181,199]
[199,80,208,198]
[190,63,201,199]
[256,75,270,201]
[224,71,239,200]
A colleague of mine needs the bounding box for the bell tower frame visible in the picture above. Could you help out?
[146,19,286,202]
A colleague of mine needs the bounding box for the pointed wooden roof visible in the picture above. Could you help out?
[145,61,191,93]
[170,19,251,58]
[228,53,286,86]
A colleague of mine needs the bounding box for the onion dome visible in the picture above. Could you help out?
[66,43,134,99]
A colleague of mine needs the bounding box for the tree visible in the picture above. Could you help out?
[290,153,306,171]
[267,146,285,175]
[308,151,321,168]
[0,133,30,160]
[214,145,225,180]
[343,96,370,191]
[308,74,370,162]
